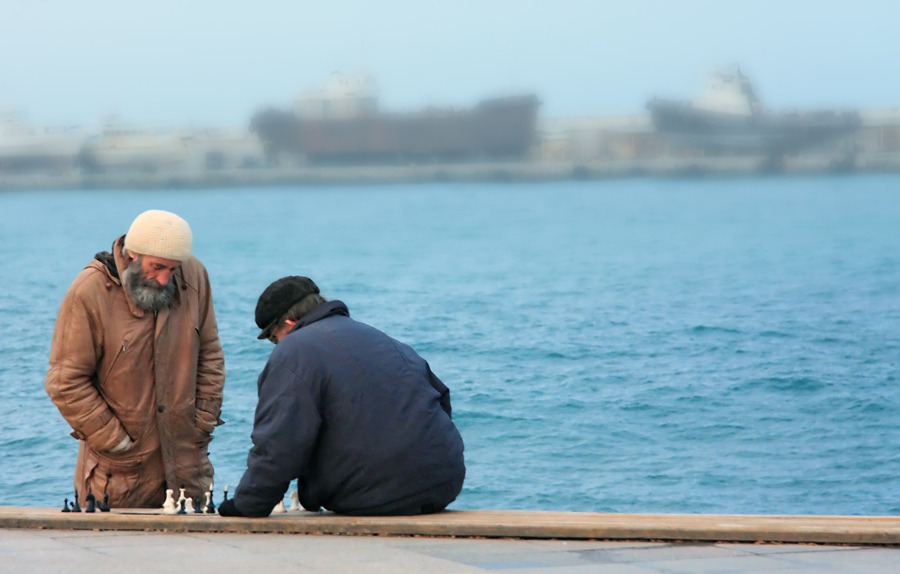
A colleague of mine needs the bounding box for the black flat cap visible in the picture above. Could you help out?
[255,276,320,339]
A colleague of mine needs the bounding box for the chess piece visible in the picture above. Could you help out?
[72,492,82,512]
[222,484,229,504]
[61,498,71,513]
[288,491,299,512]
[176,485,187,514]
[97,494,110,512]
[204,490,216,514]
[162,488,178,514]
[193,496,203,513]
[85,493,96,513]
[184,497,195,514]
[68,501,76,512]
[271,499,287,513]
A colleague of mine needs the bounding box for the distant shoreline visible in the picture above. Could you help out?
[3,153,900,191]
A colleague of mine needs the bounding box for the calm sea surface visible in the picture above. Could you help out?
[1,175,898,514]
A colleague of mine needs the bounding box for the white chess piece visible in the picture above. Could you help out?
[272,499,287,513]
[185,497,195,513]
[288,490,300,511]
[162,489,177,515]
[204,491,212,510]
[178,487,187,504]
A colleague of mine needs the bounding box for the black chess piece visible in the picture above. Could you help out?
[72,492,82,512]
[177,498,187,515]
[222,484,229,504]
[69,502,76,511]
[97,494,110,512]
[61,498,70,513]
[193,496,203,513]
[85,493,96,513]
[205,485,216,514]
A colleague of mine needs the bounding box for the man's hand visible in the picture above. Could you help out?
[218,498,244,517]
[108,435,134,453]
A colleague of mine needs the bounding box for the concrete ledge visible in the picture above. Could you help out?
[1,506,899,545]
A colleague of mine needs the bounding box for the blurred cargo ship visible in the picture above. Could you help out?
[79,116,188,173]
[646,66,860,153]
[0,110,82,173]
[251,73,540,164]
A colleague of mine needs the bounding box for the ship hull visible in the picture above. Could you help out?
[647,100,860,152]
[254,95,540,164]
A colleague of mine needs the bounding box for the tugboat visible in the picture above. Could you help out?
[646,66,860,154]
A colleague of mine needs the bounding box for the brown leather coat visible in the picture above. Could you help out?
[46,236,225,508]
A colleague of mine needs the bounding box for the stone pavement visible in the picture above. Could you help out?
[2,507,899,572]
[1,528,898,573]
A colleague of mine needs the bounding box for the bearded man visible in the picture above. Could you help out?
[46,209,225,508]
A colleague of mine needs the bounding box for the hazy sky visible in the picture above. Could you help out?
[2,0,898,128]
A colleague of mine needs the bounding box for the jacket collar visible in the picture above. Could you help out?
[293,300,349,332]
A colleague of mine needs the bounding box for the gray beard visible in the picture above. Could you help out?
[122,261,176,312]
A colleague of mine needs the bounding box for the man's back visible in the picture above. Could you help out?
[241,300,465,516]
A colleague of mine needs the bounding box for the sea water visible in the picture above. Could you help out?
[1,175,898,515]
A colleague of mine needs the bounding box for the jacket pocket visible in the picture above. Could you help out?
[83,447,142,506]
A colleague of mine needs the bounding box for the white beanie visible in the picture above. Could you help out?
[124,210,193,262]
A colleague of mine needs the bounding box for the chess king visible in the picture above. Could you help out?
[46,210,225,508]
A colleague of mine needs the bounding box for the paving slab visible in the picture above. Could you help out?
[1,529,898,574]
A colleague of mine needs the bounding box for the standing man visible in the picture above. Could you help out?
[218,276,465,517]
[46,209,225,508]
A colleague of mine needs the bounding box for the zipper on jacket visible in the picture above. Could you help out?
[100,339,129,385]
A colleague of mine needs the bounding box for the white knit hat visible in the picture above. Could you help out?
[124,210,193,262]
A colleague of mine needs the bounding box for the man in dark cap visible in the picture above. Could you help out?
[218,276,465,517]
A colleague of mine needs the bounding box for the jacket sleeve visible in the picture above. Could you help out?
[193,264,225,434]
[426,363,452,417]
[45,278,130,452]
[233,358,321,517]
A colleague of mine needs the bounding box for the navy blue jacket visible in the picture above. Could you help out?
[233,301,465,516]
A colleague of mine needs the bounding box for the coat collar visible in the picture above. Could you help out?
[293,300,349,332]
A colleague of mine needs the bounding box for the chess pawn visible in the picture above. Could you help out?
[162,489,178,514]
[184,497,195,514]
[271,499,287,513]
[72,492,82,512]
[98,494,111,512]
[85,493,96,513]
[288,491,299,512]
[61,498,71,513]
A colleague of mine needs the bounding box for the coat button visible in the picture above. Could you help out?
[157,405,165,413]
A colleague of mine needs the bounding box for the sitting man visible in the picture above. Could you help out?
[219,276,465,517]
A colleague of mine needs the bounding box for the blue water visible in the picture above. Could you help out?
[1,175,898,515]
